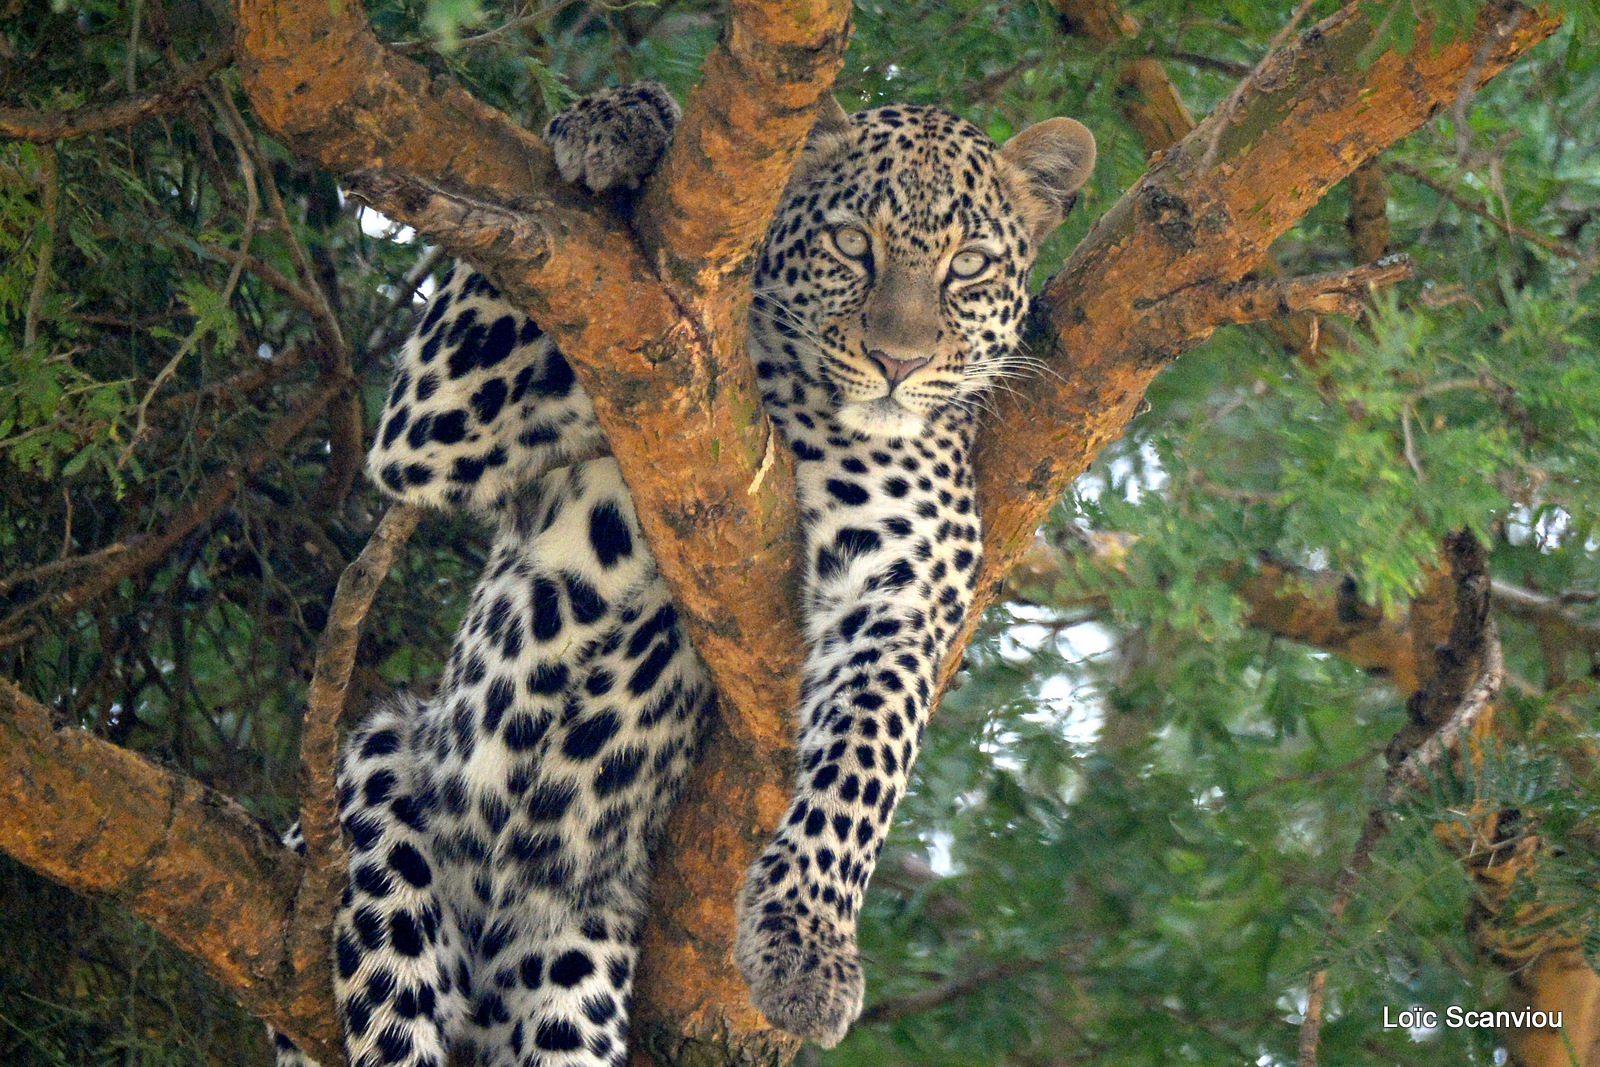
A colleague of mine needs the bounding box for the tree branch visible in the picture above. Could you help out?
[635,0,850,300]
[1298,531,1504,1067]
[1051,0,1194,151]
[0,47,234,142]
[859,946,1077,1025]
[1346,160,1393,265]
[954,2,1560,698]
[232,0,850,1049]
[1389,158,1587,260]
[285,501,424,1061]
[1490,579,1600,656]
[0,378,340,646]
[1011,532,1433,691]
[1152,254,1414,340]
[0,678,333,1054]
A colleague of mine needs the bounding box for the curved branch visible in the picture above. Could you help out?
[286,501,424,1056]
[0,47,234,142]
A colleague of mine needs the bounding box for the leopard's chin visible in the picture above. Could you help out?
[836,398,926,439]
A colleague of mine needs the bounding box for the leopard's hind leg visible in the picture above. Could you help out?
[332,698,466,1067]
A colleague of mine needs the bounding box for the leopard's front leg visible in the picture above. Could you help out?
[733,413,981,1046]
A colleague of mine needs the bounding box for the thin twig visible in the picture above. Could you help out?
[1401,404,1424,481]
[0,545,129,598]
[59,488,73,561]
[362,244,446,358]
[1452,7,1525,160]
[355,246,441,375]
[1387,160,1582,260]
[152,343,314,417]
[0,47,234,142]
[1164,50,1252,78]
[1239,746,1384,803]
[211,87,347,354]
[860,944,1079,1024]
[969,56,1044,104]
[1489,579,1600,655]
[118,86,260,470]
[62,309,185,329]
[195,241,323,316]
[209,84,359,503]
[0,379,339,646]
[22,144,59,351]
[126,0,144,93]
[389,4,567,53]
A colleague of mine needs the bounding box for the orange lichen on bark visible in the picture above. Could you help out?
[637,0,851,299]
[629,735,802,1066]
[230,0,855,1052]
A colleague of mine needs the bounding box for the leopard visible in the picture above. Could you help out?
[273,80,1094,1067]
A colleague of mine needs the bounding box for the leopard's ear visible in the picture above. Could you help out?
[808,94,851,141]
[998,117,1096,242]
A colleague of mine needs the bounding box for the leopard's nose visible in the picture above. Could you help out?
[868,350,930,388]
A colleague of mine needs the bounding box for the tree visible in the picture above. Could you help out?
[2,0,1597,1065]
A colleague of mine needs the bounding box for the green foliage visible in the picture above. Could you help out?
[0,341,132,485]
[0,854,267,1066]
[3,0,1600,1065]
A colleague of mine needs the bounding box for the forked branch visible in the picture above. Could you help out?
[1149,254,1416,342]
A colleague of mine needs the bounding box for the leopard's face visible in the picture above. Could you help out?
[751,104,1094,439]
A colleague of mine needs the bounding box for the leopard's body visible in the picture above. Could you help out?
[276,83,1093,1067]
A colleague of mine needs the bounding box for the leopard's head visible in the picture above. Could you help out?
[751,99,1095,438]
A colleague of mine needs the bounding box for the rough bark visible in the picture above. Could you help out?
[232,0,851,1055]
[0,678,324,1050]
[0,1,1565,1062]
[1346,160,1393,264]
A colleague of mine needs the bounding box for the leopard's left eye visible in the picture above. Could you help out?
[832,226,871,260]
[949,251,991,279]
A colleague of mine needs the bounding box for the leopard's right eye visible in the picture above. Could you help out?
[832,226,871,260]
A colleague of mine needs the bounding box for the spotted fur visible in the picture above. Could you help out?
[276,85,1093,1067]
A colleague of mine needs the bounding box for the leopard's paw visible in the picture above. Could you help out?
[543,82,680,194]
[734,866,864,1048]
